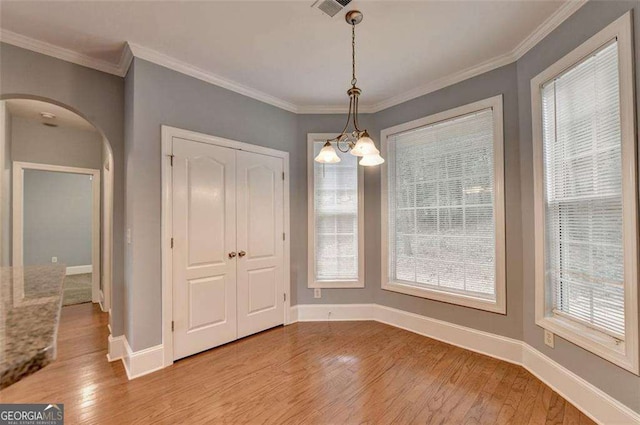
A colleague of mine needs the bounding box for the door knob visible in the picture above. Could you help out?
[228,251,237,258]
[238,250,246,257]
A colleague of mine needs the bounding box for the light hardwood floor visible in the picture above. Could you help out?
[0,303,595,424]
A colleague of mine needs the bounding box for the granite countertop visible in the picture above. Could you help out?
[0,265,66,389]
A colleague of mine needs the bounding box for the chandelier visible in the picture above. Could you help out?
[314,10,384,166]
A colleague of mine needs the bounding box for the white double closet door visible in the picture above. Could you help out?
[172,137,285,361]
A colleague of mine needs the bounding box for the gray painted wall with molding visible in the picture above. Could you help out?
[0,42,126,337]
[516,0,640,413]
[1,0,638,412]
[370,63,523,340]
[124,58,299,351]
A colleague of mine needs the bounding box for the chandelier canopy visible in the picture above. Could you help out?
[314,10,384,166]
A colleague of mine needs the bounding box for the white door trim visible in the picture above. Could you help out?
[161,125,291,368]
[12,161,101,302]
[101,154,113,312]
[0,101,6,268]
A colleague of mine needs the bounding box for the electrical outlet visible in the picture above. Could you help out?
[314,288,322,299]
[51,257,57,263]
[544,329,555,348]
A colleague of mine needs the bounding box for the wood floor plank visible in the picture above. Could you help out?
[528,384,555,425]
[495,367,531,424]
[545,392,567,425]
[580,413,598,425]
[415,352,497,424]
[477,364,521,423]
[461,360,510,424]
[511,372,543,424]
[563,402,581,425]
[0,303,599,424]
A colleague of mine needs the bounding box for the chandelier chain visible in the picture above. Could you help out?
[351,23,357,87]
[324,11,372,153]
[315,11,383,165]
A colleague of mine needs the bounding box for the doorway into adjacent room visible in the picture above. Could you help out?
[14,163,100,305]
[0,98,115,364]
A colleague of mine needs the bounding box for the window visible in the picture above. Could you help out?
[532,12,638,373]
[307,134,364,288]
[381,96,505,313]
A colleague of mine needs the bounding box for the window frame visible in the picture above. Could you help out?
[307,133,365,289]
[380,95,506,314]
[531,12,638,374]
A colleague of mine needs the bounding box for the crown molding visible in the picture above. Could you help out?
[511,0,588,60]
[117,43,134,77]
[0,0,586,114]
[0,29,127,77]
[365,51,515,113]
[360,0,587,114]
[126,42,299,113]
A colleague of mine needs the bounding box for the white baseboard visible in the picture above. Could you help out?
[292,303,640,425]
[292,303,375,322]
[374,304,523,364]
[289,304,299,323]
[121,337,164,380]
[522,345,640,425]
[66,265,92,275]
[106,334,125,362]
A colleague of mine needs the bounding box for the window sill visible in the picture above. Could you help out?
[536,315,638,375]
[382,280,505,314]
[309,280,364,289]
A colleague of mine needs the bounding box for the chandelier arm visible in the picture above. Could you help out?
[333,95,354,149]
[353,95,362,133]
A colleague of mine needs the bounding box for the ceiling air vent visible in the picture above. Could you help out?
[312,0,352,18]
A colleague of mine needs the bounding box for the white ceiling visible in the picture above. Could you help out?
[6,99,98,132]
[0,1,582,112]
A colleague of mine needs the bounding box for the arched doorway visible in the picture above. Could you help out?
[0,95,114,317]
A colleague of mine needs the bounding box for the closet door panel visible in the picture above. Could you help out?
[236,150,284,338]
[172,138,237,360]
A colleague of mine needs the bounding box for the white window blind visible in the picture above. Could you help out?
[388,108,497,300]
[542,41,625,338]
[313,141,359,281]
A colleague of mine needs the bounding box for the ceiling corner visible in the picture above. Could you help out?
[0,28,123,76]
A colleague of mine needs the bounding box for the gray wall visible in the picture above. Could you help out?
[124,58,299,351]
[369,63,523,340]
[11,116,102,169]
[517,0,640,412]
[120,54,525,349]
[0,42,125,337]
[23,169,92,267]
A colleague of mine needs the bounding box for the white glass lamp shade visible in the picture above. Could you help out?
[350,132,379,157]
[315,142,341,164]
[359,152,385,166]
